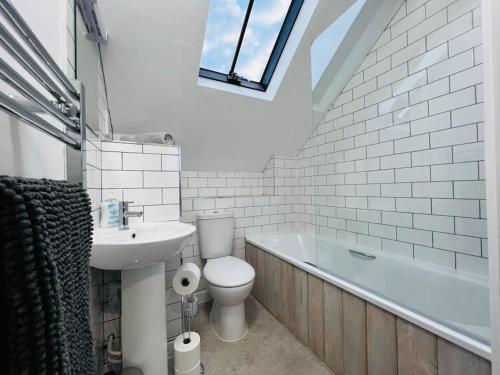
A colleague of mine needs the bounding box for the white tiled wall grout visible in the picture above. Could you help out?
[100,142,181,223]
[296,0,486,275]
[180,155,299,258]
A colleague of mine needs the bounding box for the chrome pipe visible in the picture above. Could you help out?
[0,58,80,133]
[66,81,85,184]
[0,22,78,109]
[0,0,79,100]
[0,91,80,150]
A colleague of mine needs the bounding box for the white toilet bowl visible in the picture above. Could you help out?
[203,256,255,342]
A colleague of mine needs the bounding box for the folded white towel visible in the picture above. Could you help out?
[119,132,175,145]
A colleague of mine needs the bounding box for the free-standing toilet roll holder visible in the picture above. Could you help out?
[175,294,205,375]
[180,295,195,344]
[172,261,205,375]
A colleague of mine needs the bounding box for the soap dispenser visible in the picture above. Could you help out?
[100,192,119,228]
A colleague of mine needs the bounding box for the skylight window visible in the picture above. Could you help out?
[200,0,304,92]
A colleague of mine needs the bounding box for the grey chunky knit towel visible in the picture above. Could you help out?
[0,176,95,374]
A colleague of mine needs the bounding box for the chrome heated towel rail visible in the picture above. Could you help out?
[0,0,85,150]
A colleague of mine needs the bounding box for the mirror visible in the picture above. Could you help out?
[75,9,101,134]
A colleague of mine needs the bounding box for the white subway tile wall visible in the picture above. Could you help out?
[181,155,299,261]
[84,139,183,369]
[84,134,103,223]
[100,142,181,221]
[296,0,486,275]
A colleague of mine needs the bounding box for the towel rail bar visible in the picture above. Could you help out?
[0,23,78,110]
[0,0,84,151]
[0,58,81,133]
[0,91,80,149]
[0,0,80,101]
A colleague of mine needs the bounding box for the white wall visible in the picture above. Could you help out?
[297,0,487,275]
[0,0,75,179]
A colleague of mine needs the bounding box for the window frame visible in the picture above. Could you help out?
[199,0,304,92]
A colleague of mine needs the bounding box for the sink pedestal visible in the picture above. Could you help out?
[121,263,168,374]
[91,221,197,374]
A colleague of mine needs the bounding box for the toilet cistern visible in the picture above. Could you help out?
[119,201,143,230]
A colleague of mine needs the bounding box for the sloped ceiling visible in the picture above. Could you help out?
[98,0,355,171]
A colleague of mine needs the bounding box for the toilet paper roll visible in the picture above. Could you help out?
[174,332,201,373]
[173,263,201,296]
[175,362,200,375]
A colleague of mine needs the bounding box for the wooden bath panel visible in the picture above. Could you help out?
[246,241,491,375]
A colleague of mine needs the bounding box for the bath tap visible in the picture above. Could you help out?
[119,201,143,230]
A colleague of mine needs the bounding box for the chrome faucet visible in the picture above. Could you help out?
[119,201,143,230]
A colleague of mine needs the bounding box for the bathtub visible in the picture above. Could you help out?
[245,231,491,360]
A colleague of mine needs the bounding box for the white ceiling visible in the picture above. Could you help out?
[98,0,354,171]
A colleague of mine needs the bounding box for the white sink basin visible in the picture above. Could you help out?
[91,221,196,270]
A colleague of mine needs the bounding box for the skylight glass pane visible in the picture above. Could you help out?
[234,0,292,82]
[310,0,366,88]
[201,0,249,74]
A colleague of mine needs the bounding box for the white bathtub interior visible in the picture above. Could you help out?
[246,232,490,357]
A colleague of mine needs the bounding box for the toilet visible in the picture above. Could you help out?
[197,211,255,342]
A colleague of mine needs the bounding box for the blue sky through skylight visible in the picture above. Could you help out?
[201,0,248,74]
[201,0,292,82]
[235,0,291,81]
[310,0,366,89]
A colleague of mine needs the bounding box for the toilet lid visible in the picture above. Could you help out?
[204,256,255,288]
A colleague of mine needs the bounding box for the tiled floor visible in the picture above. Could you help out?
[193,296,333,375]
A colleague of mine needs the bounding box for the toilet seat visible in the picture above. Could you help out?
[204,256,255,288]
